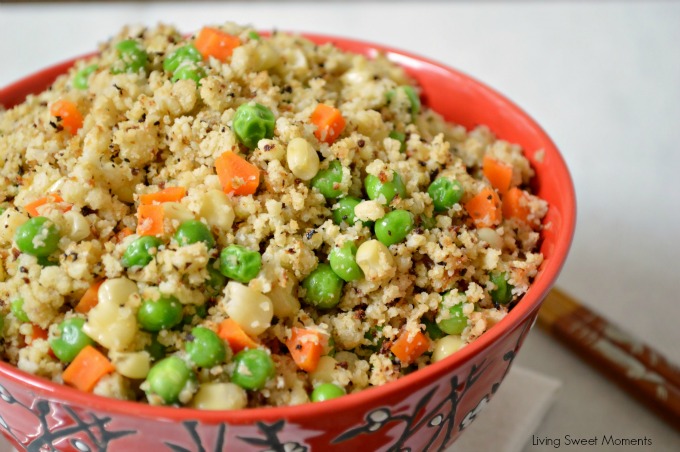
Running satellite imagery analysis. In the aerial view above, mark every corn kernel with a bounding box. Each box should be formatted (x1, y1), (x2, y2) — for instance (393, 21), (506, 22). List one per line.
(355, 240), (395, 281)
(286, 137), (319, 180)
(223, 281), (273, 335)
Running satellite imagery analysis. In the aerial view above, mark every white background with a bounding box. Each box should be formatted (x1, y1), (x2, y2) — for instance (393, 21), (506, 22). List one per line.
(1, 2), (679, 451)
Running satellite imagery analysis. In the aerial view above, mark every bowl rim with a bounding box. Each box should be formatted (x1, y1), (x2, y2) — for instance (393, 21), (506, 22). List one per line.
(0, 31), (576, 423)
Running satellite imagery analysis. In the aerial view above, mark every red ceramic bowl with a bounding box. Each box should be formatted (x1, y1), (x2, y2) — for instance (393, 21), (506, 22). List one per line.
(0, 33), (575, 452)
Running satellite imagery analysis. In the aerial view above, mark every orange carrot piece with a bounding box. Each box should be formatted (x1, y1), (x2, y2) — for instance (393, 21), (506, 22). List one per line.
(25, 193), (72, 217)
(75, 280), (104, 314)
(194, 27), (241, 61)
(115, 227), (134, 243)
(310, 104), (346, 144)
(215, 151), (260, 196)
(29, 325), (48, 343)
(49, 100), (83, 135)
(482, 155), (514, 195)
(136, 204), (165, 236)
(502, 187), (531, 223)
(217, 318), (259, 353)
(286, 328), (328, 373)
(465, 186), (502, 228)
(139, 187), (187, 205)
(62, 345), (115, 392)
(27, 325), (55, 357)
(390, 330), (430, 365)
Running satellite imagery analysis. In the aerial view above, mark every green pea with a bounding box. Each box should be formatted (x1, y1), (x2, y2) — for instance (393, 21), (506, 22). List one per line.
(172, 64), (206, 84)
(121, 236), (163, 268)
(0, 207), (5, 215)
(248, 31), (261, 40)
(138, 295), (184, 332)
(0, 313), (4, 336)
(401, 86), (421, 118)
(50, 318), (95, 363)
(163, 44), (202, 73)
(37, 255), (59, 266)
(327, 336), (336, 357)
(311, 383), (345, 402)
(14, 216), (60, 257)
(73, 64), (98, 90)
(402, 363), (419, 375)
(436, 293), (468, 335)
(112, 39), (148, 74)
(364, 171), (406, 205)
(186, 327), (226, 368)
(231, 349), (275, 390)
(329, 242), (363, 282)
(311, 160), (344, 199)
(428, 178), (464, 212)
(301, 263), (344, 309)
(419, 214), (437, 230)
(490, 272), (513, 305)
(332, 196), (361, 226)
(146, 334), (166, 361)
(174, 220), (215, 248)
(375, 209), (414, 247)
(145, 356), (192, 404)
(206, 261), (227, 297)
(388, 130), (406, 153)
(195, 304), (208, 319)
(364, 325), (384, 352)
(163, 44), (205, 84)
(180, 302), (208, 327)
(387, 86), (421, 120)
(423, 317), (446, 340)
(232, 102), (275, 149)
(11, 299), (29, 323)
(219, 245), (262, 283)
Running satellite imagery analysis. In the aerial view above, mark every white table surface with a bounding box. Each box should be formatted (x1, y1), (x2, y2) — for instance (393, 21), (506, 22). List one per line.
(1, 1), (679, 451)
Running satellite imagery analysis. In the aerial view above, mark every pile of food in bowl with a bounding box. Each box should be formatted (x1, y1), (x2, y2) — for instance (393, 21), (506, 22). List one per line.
(0, 22), (547, 409)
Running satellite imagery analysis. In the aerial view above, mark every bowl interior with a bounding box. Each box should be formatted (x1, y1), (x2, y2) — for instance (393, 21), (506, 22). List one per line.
(0, 33), (575, 422)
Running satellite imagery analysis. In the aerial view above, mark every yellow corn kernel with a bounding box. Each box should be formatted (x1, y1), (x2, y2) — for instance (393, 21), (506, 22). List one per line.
(98, 278), (138, 306)
(163, 202), (194, 223)
(478, 227), (503, 249)
(268, 272), (300, 319)
(286, 137), (319, 181)
(111, 351), (151, 379)
(199, 189), (235, 231)
(432, 335), (464, 362)
(355, 240), (395, 281)
(83, 298), (137, 351)
(253, 42), (280, 71)
(310, 355), (337, 385)
(62, 210), (91, 242)
(223, 281), (273, 336)
(83, 278), (138, 351)
(191, 382), (247, 410)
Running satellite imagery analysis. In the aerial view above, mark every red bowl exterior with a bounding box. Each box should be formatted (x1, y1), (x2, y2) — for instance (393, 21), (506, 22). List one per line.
(0, 33), (575, 452)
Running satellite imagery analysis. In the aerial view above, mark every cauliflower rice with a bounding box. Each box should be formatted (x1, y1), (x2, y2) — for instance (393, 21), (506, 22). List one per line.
(0, 22), (548, 408)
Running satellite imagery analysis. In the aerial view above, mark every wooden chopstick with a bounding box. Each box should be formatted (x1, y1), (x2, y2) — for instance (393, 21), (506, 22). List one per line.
(537, 287), (680, 431)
